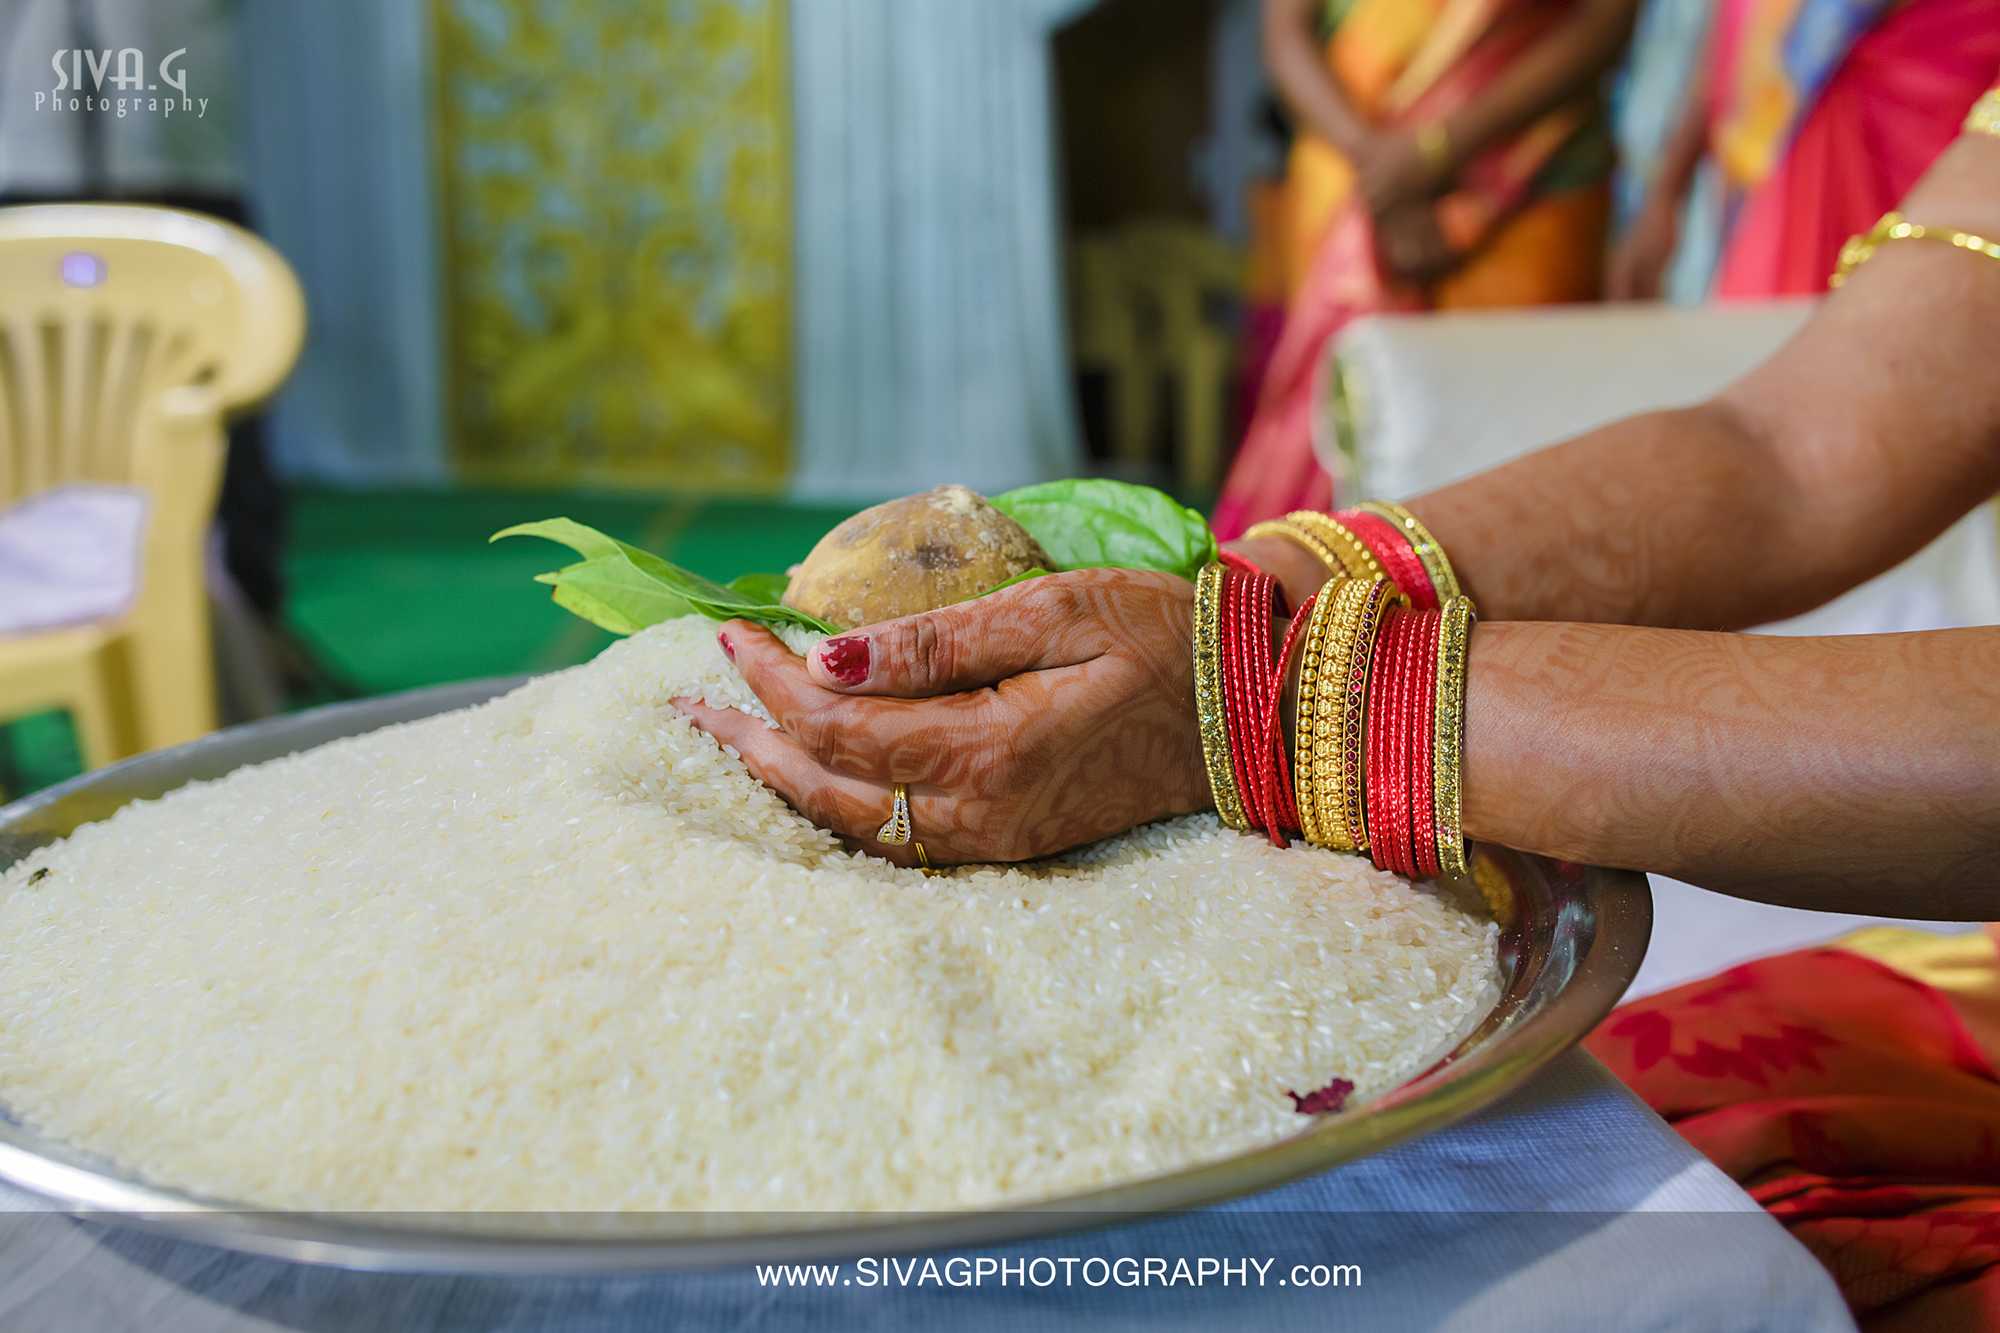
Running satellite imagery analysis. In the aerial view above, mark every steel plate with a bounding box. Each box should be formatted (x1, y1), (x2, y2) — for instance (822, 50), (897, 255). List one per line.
(0, 678), (1651, 1273)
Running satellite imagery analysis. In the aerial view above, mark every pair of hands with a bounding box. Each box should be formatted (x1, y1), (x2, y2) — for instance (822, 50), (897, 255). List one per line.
(676, 569), (1214, 867)
(1348, 129), (1462, 285)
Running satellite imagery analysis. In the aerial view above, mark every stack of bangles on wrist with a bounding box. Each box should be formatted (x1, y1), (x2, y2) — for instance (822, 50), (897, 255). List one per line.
(1198, 505), (1475, 877)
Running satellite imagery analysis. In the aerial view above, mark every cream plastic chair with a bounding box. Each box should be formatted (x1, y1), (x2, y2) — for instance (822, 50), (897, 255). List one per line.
(1070, 222), (1245, 494)
(1116, 221), (1245, 495)
(0, 204), (305, 767)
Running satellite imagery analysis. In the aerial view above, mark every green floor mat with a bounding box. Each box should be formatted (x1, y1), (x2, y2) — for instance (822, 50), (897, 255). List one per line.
(1, 486), (868, 800)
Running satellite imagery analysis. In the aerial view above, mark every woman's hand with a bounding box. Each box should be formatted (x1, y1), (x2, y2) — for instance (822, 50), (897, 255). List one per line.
(1605, 192), (1680, 300)
(674, 569), (1211, 865)
(1352, 128), (1452, 217)
(1374, 200), (1461, 285)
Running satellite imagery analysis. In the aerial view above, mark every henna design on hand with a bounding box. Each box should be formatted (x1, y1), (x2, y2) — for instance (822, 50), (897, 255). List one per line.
(677, 569), (1212, 864)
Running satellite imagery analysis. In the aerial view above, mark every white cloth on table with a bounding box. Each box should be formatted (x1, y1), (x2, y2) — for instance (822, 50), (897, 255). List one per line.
(0, 1052), (1853, 1332)
(0, 487), (148, 636)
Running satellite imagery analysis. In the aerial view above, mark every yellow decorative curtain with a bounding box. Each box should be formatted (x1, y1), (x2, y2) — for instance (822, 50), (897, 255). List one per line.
(432, 0), (791, 491)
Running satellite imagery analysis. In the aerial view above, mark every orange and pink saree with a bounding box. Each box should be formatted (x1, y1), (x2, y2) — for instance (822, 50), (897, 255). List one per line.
(1214, 0), (1611, 539)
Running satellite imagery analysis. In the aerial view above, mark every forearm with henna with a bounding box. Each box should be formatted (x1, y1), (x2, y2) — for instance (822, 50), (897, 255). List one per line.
(1398, 131), (2000, 629)
(1460, 621), (2000, 915)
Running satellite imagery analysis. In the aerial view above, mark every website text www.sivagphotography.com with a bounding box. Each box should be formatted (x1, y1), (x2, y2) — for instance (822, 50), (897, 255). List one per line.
(756, 1254), (1363, 1291)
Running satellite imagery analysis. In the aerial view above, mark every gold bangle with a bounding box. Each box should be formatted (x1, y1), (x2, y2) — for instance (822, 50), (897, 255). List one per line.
(1292, 581), (1344, 848)
(1830, 210), (2000, 288)
(1285, 511), (1384, 583)
(1193, 561), (1249, 830)
(1246, 519), (1346, 581)
(1353, 499), (1464, 603)
(1307, 578), (1381, 852)
(1306, 582), (1363, 850)
(1965, 89), (2000, 139)
(1433, 595), (1476, 877)
(1337, 578), (1402, 852)
(1415, 121), (1453, 174)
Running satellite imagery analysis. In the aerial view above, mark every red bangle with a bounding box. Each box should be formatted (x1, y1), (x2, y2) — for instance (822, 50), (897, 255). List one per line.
(1395, 607), (1424, 876)
(1374, 607), (1428, 877)
(1219, 549), (1265, 582)
(1392, 604), (1427, 876)
(1242, 571), (1282, 835)
(1408, 609), (1444, 877)
(1365, 607), (1403, 874)
(1337, 508), (1440, 611)
(1218, 569), (1260, 826)
(1260, 588), (1319, 844)
(1220, 549), (1289, 619)
(1219, 566), (1284, 837)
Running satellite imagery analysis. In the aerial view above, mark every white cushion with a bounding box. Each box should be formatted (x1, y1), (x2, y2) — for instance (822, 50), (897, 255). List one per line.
(0, 486), (148, 636)
(1322, 301), (2000, 635)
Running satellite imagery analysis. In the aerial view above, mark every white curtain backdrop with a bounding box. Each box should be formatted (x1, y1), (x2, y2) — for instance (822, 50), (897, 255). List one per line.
(239, 0), (1091, 496)
(240, 0), (448, 484)
(787, 0), (1092, 500)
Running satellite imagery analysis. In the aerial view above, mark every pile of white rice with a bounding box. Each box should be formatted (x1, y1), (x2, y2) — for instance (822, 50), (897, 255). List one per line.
(0, 617), (1499, 1212)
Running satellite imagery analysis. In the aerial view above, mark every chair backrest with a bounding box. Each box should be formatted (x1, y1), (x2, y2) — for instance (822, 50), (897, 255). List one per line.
(0, 204), (305, 507)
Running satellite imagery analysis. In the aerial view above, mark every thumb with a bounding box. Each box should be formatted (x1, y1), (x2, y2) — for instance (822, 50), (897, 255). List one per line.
(804, 578), (1096, 697)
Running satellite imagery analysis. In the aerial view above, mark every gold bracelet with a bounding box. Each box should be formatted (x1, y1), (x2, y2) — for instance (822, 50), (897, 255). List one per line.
(1193, 561), (1248, 830)
(1433, 595), (1476, 877)
(1965, 88), (2000, 139)
(1285, 511), (1384, 583)
(1306, 582), (1364, 851)
(1336, 578), (1402, 852)
(1353, 499), (1464, 603)
(1830, 211), (2000, 288)
(1292, 580), (1344, 847)
(1415, 121), (1453, 175)
(1246, 519), (1346, 581)
(1307, 578), (1381, 852)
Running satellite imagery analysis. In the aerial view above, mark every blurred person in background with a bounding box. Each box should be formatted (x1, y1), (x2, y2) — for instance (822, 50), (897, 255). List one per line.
(1213, 0), (1641, 538)
(1608, 0), (2000, 300)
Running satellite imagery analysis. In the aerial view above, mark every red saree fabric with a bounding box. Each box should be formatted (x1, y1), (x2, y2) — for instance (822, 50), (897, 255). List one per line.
(1715, 0), (2000, 298)
(1587, 928), (2000, 1331)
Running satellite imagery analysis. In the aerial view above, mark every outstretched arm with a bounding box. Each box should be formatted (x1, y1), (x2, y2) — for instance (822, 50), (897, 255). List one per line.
(1238, 129), (2000, 626)
(1464, 622), (2000, 915)
(688, 592), (2000, 916)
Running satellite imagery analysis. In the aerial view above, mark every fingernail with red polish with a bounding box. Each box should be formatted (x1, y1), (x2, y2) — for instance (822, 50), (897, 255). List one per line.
(717, 631), (735, 662)
(817, 635), (870, 685)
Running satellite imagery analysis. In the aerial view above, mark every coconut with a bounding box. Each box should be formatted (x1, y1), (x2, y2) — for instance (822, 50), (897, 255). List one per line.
(782, 485), (1052, 627)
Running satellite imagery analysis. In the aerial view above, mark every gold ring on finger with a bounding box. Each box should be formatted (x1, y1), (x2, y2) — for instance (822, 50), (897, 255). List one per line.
(876, 782), (913, 846)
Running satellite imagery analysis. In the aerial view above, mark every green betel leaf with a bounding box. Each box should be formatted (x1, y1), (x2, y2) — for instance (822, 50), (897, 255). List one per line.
(541, 554), (700, 633)
(491, 518), (628, 564)
(547, 573), (663, 637)
(727, 571), (792, 604)
(991, 479), (1217, 580)
(494, 520), (838, 636)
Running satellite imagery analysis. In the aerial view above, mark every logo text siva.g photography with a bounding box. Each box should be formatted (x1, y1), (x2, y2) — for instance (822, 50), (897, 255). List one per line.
(37, 48), (208, 119)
